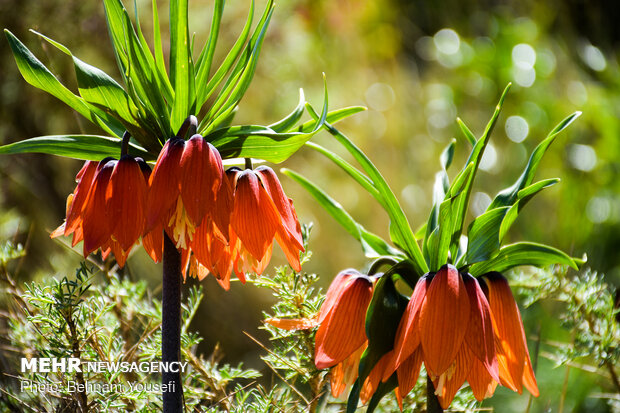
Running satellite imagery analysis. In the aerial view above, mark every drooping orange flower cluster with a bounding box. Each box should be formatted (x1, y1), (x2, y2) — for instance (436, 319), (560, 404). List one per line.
(268, 264), (538, 409)
(53, 135), (304, 288)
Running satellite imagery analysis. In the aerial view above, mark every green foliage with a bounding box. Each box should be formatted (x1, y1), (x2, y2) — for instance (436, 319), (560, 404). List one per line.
(0, 264), (259, 412)
(285, 90), (588, 410)
(515, 267), (619, 376)
(1, 0), (361, 163)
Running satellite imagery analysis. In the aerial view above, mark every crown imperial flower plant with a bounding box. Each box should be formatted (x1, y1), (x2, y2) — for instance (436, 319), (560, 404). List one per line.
(272, 85), (585, 411)
(0, 0), (364, 410)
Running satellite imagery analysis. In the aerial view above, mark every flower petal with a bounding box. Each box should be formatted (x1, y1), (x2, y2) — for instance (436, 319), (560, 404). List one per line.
(231, 170), (280, 261)
(82, 160), (115, 256)
(433, 345), (474, 409)
(109, 157), (147, 250)
(480, 272), (534, 394)
(66, 161), (97, 235)
(419, 264), (470, 377)
(146, 139), (184, 231)
(255, 166), (304, 249)
(361, 351), (393, 404)
(467, 356), (496, 401)
(179, 136), (223, 226)
(462, 273), (499, 382)
(315, 276), (373, 369)
(330, 344), (365, 398)
(395, 347), (423, 397)
(386, 275), (431, 378)
(142, 224), (163, 263)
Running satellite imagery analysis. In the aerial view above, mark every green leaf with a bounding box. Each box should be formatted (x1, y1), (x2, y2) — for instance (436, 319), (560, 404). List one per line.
(269, 89), (306, 133)
(357, 267), (416, 410)
(33, 31), (141, 127)
(201, 1), (274, 133)
(360, 273), (409, 383)
(4, 30), (125, 137)
(305, 142), (380, 201)
(447, 84), (511, 261)
(208, 77), (330, 163)
(468, 242), (580, 276)
(194, 0), (224, 108)
(367, 375), (398, 413)
(499, 178), (560, 241)
(0, 135), (151, 161)
(103, 0), (172, 138)
(488, 111), (581, 210)
(170, 0), (195, 131)
(195, 0), (255, 112)
(305, 106), (427, 275)
(151, 0), (169, 88)
(296, 106), (366, 133)
(282, 169), (404, 259)
(440, 139), (456, 170)
(457, 117), (477, 147)
(465, 206), (510, 265)
(462, 178), (559, 267)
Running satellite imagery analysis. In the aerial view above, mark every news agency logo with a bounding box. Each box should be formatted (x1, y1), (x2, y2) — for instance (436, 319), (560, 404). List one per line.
(21, 358), (188, 373)
(21, 358), (81, 373)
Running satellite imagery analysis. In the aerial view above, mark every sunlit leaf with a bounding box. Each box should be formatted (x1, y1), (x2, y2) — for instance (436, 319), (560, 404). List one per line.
(282, 169), (404, 259)
(194, 0), (225, 108)
(4, 30), (125, 138)
(269, 89), (306, 133)
(304, 106), (427, 275)
(170, 0), (195, 131)
(468, 242), (580, 276)
(195, 0), (255, 112)
(0, 135), (151, 161)
(488, 111), (581, 210)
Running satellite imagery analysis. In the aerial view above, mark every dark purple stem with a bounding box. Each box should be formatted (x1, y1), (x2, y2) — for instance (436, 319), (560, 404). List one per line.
(162, 233), (183, 412)
(427, 376), (443, 413)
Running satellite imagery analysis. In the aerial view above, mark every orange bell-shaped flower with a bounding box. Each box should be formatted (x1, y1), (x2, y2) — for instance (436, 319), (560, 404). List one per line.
(387, 264), (500, 409)
(266, 269), (376, 400)
(147, 135), (225, 250)
(53, 156), (150, 268)
(225, 166), (304, 279)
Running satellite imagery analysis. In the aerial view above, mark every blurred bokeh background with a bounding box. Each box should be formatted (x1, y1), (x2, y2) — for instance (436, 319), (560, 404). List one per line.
(1, 0), (619, 411)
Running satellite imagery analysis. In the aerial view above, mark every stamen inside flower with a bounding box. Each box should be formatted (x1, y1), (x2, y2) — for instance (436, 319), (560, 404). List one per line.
(168, 197), (196, 249)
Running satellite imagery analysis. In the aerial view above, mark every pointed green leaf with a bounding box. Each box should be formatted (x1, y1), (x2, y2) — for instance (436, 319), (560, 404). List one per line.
(296, 106), (366, 133)
(4, 30), (125, 137)
(469, 242), (580, 276)
(440, 139), (456, 170)
(0, 135), (151, 161)
(465, 206), (510, 265)
(196, 0), (255, 112)
(103, 0), (172, 137)
(202, 1), (273, 132)
(457, 117), (476, 147)
(170, 0), (195, 131)
(305, 142), (380, 201)
(282, 169), (404, 259)
(304, 106), (427, 275)
(269, 89), (306, 133)
(194, 0), (224, 106)
(151, 0), (169, 86)
(498, 178), (560, 241)
(488, 111), (581, 210)
(447, 84), (511, 261)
